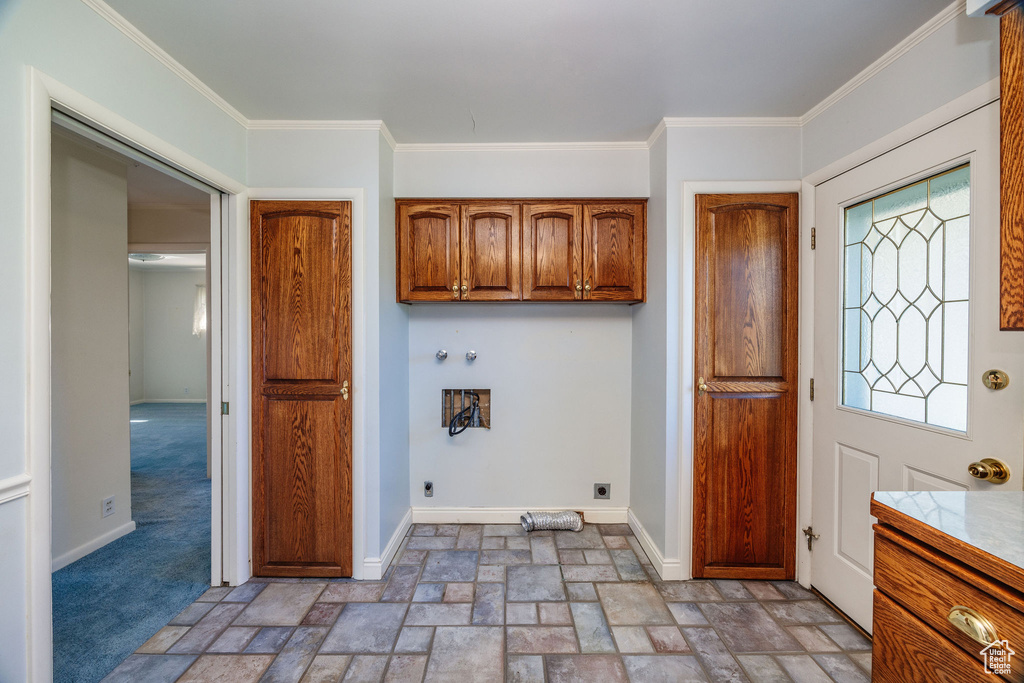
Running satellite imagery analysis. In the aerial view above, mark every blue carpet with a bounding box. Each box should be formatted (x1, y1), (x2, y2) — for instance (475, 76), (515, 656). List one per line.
(52, 403), (211, 683)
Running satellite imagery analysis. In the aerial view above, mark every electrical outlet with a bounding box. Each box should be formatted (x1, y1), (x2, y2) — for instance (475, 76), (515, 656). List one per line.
(424, 481), (433, 497)
(594, 483), (611, 500)
(184, 387), (190, 394)
(102, 496), (115, 518)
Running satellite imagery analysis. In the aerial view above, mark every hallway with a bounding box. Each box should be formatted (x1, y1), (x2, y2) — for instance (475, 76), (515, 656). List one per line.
(104, 523), (870, 682)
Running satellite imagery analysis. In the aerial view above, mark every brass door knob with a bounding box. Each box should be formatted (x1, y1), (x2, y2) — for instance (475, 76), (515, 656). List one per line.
(967, 458), (1010, 484)
(982, 369), (1009, 390)
(697, 377), (709, 396)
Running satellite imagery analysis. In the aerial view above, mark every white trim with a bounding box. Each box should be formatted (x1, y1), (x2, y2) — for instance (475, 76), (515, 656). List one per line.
(394, 141), (649, 153)
(646, 120), (667, 148)
(627, 508), (681, 581)
(27, 68), (242, 681)
(379, 123), (398, 151)
(50, 521), (136, 572)
(679, 180), (804, 586)
(79, 0), (248, 128)
(797, 179), (816, 587)
(663, 117), (801, 129)
(136, 398), (208, 404)
(801, 1), (966, 126)
(0, 474), (31, 506)
(247, 187), (368, 580)
(363, 508), (412, 580)
(804, 78), (999, 185)
(411, 507), (629, 525)
(248, 119), (382, 131)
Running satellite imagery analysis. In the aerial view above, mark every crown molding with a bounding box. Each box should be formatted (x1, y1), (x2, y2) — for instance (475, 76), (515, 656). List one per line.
(646, 120), (667, 148)
(800, 0), (966, 126)
(662, 117), (802, 128)
(80, 0), (249, 128)
(247, 119), (384, 131)
(379, 122), (398, 151)
(393, 141), (649, 153)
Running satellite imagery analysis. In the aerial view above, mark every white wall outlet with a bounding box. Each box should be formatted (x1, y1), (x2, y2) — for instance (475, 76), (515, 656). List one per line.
(184, 387), (190, 394)
(102, 496), (115, 518)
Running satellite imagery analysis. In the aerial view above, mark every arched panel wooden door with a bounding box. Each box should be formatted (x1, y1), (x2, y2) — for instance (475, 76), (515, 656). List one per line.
(692, 193), (799, 579)
(251, 200), (352, 577)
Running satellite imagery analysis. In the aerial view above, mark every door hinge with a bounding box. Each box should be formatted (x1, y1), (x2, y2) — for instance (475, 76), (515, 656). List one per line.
(802, 526), (820, 551)
(809, 378), (815, 401)
(221, 401), (230, 415)
(810, 227), (816, 250)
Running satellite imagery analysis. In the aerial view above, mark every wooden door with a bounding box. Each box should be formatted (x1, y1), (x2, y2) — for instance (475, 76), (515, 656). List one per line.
(692, 193), (798, 579)
(582, 201), (646, 301)
(522, 203), (583, 301)
(251, 200), (352, 577)
(461, 203), (521, 301)
(398, 202), (460, 301)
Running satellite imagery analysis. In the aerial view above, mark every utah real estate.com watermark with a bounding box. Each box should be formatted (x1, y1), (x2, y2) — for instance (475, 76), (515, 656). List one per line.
(980, 640), (1015, 676)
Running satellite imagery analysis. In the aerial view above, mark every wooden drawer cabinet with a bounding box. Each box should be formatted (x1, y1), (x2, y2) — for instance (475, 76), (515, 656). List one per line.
(872, 495), (1024, 682)
(398, 198), (646, 303)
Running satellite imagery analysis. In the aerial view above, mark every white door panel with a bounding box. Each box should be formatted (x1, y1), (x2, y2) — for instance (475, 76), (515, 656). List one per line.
(811, 103), (1024, 631)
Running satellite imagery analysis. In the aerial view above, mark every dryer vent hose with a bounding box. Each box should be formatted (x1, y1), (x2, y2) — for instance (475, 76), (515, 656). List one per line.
(520, 510), (584, 533)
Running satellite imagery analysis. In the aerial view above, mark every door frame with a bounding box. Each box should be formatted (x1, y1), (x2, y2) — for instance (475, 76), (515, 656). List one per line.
(26, 68), (246, 681)
(247, 188), (369, 581)
(679, 180), (803, 581)
(799, 79), (1001, 591)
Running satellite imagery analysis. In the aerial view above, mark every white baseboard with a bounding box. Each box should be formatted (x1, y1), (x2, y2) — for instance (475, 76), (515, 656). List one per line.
(51, 520), (136, 572)
(627, 509), (683, 581)
(362, 507), (413, 580)
(411, 506), (629, 525)
(140, 398), (207, 404)
(130, 399), (146, 406)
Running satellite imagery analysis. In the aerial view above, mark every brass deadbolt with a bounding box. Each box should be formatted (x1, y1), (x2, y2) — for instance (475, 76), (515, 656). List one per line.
(982, 369), (1009, 391)
(967, 458), (1011, 484)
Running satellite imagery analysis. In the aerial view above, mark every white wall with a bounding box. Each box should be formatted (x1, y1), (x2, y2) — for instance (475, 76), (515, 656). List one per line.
(0, 0), (246, 675)
(50, 133), (135, 569)
(396, 146), (647, 514)
(129, 268), (145, 403)
(137, 268), (208, 401)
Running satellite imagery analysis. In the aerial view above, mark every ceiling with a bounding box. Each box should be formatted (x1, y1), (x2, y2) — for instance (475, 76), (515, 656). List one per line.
(103, 0), (952, 143)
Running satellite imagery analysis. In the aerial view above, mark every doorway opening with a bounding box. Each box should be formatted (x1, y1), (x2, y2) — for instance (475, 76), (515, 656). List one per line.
(49, 121), (222, 682)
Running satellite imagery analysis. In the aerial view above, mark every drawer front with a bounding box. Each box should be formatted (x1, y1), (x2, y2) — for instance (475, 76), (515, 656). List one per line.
(874, 531), (1024, 680)
(873, 591), (993, 682)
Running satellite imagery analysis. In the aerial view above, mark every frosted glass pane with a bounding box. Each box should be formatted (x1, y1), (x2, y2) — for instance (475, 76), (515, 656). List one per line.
(927, 384), (968, 432)
(944, 216), (970, 301)
(841, 164), (970, 432)
(845, 202), (872, 245)
(873, 181), (927, 221)
(929, 165), (970, 220)
(943, 301), (969, 385)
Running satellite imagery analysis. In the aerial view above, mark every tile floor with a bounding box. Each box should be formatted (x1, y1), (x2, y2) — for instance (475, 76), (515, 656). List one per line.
(103, 523), (871, 682)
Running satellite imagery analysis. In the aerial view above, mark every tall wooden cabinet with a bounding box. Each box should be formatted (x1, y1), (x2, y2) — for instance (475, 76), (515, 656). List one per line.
(398, 198), (646, 303)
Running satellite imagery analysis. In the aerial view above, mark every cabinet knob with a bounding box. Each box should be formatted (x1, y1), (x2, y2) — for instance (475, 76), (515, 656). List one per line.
(575, 280), (583, 292)
(584, 279), (592, 296)
(461, 283), (468, 299)
(452, 282), (459, 299)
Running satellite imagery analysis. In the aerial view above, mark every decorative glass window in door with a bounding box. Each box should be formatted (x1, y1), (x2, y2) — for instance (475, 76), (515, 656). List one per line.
(842, 164), (969, 431)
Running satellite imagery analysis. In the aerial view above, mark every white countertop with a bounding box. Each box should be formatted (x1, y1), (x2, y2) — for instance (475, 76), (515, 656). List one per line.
(873, 491), (1024, 573)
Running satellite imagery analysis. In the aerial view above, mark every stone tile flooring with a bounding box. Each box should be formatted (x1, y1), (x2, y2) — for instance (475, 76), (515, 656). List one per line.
(102, 523), (871, 682)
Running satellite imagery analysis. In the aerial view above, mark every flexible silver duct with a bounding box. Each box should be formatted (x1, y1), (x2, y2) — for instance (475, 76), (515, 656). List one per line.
(520, 510), (584, 533)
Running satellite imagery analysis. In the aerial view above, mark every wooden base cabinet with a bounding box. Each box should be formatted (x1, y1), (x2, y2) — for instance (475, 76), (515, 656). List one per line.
(398, 198), (646, 303)
(871, 495), (1024, 682)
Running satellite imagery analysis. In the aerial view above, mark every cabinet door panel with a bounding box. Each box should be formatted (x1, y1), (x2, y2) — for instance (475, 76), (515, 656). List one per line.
(462, 203), (521, 300)
(583, 202), (645, 301)
(398, 203), (460, 301)
(523, 203), (582, 301)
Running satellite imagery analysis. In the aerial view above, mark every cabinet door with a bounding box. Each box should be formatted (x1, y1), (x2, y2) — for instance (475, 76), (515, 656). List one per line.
(522, 203), (582, 301)
(461, 203), (521, 300)
(582, 202), (646, 301)
(251, 200), (352, 577)
(398, 203), (460, 302)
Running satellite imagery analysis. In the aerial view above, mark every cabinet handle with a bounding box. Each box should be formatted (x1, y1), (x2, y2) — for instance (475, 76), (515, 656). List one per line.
(461, 283), (468, 300)
(947, 606), (998, 646)
(575, 280), (583, 293)
(584, 279), (592, 298)
(452, 282), (459, 300)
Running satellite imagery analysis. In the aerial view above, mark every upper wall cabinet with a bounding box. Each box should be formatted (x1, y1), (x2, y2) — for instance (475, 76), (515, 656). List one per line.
(398, 198), (646, 304)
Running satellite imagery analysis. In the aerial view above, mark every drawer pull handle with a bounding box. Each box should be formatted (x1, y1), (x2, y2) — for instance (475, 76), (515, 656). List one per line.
(947, 606), (998, 646)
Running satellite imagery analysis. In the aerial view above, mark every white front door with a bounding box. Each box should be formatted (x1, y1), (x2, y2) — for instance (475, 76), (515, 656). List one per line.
(810, 103), (1024, 632)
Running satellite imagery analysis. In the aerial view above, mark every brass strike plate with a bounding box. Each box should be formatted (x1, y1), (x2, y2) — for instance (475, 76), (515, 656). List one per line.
(982, 369), (1009, 391)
